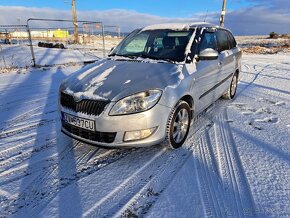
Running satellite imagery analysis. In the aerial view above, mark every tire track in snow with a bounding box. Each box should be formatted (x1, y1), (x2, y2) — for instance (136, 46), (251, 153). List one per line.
(0, 137), (72, 185)
(0, 81), (52, 92)
(0, 130), (56, 147)
(84, 117), (211, 217)
(0, 85), (57, 102)
(1, 141), (82, 215)
(2, 143), (134, 216)
(193, 132), (227, 218)
(213, 109), (256, 217)
(0, 106), (46, 131)
(83, 148), (170, 217)
(111, 106), (230, 217)
(0, 94), (57, 130)
(0, 92), (57, 113)
(0, 108), (58, 134)
(0, 117), (58, 139)
(27, 147), (134, 217)
(0, 138), (58, 174)
(114, 151), (196, 216)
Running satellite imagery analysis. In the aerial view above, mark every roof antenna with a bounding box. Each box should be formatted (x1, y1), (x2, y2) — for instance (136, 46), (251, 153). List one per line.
(203, 10), (208, 22)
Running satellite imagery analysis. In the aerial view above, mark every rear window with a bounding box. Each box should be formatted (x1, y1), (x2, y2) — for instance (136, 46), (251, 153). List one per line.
(227, 31), (237, 49)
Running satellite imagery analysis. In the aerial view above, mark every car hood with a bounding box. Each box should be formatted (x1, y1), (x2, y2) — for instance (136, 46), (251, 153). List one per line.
(63, 59), (181, 101)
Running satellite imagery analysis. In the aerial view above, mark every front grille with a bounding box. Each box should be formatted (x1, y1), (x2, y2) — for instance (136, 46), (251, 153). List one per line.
(62, 122), (116, 143)
(60, 92), (110, 116)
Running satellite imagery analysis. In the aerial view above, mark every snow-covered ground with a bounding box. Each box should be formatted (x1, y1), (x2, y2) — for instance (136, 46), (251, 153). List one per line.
(0, 38), (121, 68)
(236, 35), (290, 54)
(0, 53), (289, 217)
(236, 35), (290, 47)
(0, 44), (102, 68)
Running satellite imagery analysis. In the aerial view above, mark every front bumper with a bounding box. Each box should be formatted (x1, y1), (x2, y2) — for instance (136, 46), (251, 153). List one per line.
(60, 103), (171, 148)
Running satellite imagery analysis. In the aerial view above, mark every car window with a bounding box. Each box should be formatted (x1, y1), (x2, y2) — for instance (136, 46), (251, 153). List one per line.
(216, 30), (230, 52)
(111, 29), (194, 62)
(227, 31), (237, 49)
(124, 32), (149, 53)
(199, 32), (218, 52)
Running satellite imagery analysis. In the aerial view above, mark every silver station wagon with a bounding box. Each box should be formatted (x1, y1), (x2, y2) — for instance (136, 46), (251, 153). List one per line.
(59, 22), (242, 149)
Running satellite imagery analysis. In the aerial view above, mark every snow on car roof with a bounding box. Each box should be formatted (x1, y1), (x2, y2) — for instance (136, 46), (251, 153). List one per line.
(141, 22), (214, 31)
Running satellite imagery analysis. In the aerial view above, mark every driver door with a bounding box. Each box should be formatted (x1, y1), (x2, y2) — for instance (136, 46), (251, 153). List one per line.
(185, 31), (221, 114)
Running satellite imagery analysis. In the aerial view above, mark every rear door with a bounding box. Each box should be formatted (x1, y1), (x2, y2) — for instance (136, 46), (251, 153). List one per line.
(214, 29), (236, 99)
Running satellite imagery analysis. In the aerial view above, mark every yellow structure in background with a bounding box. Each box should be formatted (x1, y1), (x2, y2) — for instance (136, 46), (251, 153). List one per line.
(51, 29), (69, 38)
(10, 29), (69, 39)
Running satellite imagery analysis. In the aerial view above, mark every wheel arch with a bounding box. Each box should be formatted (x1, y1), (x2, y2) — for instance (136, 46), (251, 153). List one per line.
(179, 95), (194, 119)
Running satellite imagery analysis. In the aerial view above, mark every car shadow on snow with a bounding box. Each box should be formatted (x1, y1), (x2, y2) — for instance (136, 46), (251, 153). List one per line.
(1, 65), (83, 216)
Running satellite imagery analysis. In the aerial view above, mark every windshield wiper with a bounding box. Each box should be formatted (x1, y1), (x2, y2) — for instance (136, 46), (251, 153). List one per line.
(110, 53), (176, 64)
(139, 53), (175, 64)
(108, 54), (137, 59)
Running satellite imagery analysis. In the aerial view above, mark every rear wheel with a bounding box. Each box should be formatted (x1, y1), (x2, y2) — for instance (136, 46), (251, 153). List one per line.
(223, 72), (238, 100)
(164, 101), (191, 149)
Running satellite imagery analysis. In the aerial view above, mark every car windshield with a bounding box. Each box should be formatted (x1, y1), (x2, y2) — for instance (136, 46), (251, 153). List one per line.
(109, 29), (194, 62)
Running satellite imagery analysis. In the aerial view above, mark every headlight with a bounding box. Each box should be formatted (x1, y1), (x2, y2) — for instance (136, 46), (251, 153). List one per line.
(109, 90), (162, 116)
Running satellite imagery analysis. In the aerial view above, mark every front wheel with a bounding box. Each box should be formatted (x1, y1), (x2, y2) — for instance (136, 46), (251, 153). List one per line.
(223, 72), (238, 100)
(164, 101), (191, 149)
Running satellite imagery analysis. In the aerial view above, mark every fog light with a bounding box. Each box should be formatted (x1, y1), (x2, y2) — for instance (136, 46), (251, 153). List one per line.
(124, 127), (157, 142)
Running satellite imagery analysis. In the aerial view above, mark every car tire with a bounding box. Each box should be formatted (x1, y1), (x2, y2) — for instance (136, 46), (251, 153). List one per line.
(223, 72), (238, 100)
(164, 101), (191, 149)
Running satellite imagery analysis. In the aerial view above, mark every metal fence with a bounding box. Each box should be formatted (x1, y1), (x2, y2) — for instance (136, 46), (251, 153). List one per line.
(0, 19), (123, 68)
(0, 24), (29, 44)
(0, 24), (32, 68)
(27, 18), (106, 67)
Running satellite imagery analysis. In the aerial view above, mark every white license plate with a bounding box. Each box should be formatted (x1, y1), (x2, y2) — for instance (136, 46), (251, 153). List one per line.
(62, 112), (95, 131)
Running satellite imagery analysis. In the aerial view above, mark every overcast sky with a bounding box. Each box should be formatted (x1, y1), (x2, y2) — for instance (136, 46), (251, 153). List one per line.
(0, 0), (289, 35)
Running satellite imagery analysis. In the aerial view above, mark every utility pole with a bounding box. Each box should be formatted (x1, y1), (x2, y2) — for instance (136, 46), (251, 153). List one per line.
(72, 0), (79, 43)
(220, 0), (227, 27)
(117, 26), (121, 38)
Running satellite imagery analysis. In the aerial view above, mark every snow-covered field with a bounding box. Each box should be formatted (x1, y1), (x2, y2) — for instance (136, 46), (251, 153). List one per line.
(0, 44), (102, 68)
(0, 38), (120, 68)
(236, 35), (289, 47)
(236, 35), (290, 54)
(0, 51), (289, 217)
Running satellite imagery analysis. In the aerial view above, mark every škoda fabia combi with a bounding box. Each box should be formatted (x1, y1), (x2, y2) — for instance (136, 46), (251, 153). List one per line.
(59, 23), (241, 149)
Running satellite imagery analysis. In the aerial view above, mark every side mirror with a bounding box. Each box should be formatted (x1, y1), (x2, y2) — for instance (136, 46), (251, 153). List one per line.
(198, 48), (219, 60)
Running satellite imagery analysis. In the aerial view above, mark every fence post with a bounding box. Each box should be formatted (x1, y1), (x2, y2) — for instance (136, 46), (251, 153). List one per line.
(0, 44), (7, 68)
(26, 19), (36, 67)
(102, 24), (106, 58)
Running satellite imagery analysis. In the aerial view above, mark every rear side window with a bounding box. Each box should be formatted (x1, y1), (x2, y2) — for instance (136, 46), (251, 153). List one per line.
(216, 30), (230, 52)
(227, 31), (237, 49)
(199, 32), (218, 52)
